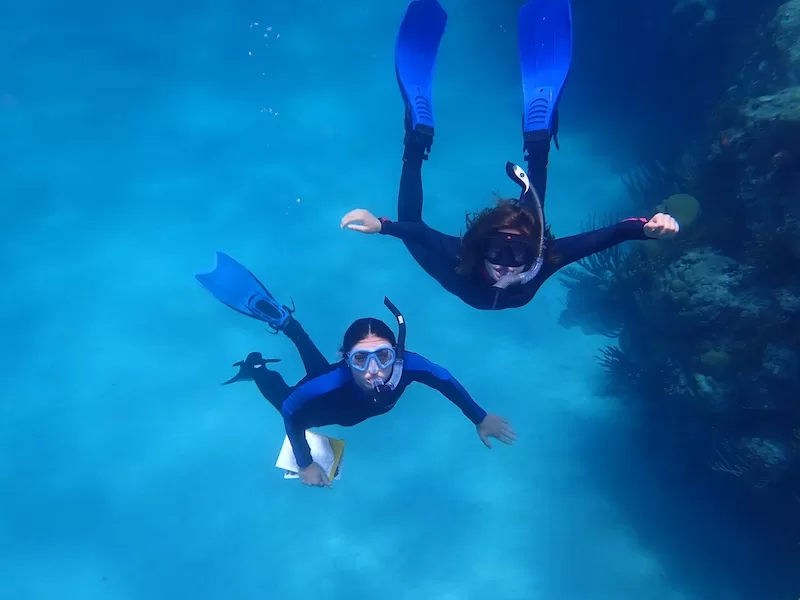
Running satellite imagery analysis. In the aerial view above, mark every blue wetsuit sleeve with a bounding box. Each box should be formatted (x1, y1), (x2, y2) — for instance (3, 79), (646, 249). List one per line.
(280, 387), (315, 469)
(549, 217), (650, 269)
(403, 353), (488, 425)
(378, 218), (460, 254)
(280, 367), (349, 469)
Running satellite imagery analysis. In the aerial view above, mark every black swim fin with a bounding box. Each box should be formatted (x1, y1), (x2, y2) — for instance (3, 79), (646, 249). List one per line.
(222, 352), (281, 386)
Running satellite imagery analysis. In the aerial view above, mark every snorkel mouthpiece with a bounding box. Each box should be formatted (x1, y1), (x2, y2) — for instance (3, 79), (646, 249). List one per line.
(493, 162), (546, 289)
(372, 296), (406, 396)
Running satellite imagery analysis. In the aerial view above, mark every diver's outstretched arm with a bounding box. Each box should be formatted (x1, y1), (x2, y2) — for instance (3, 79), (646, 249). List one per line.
(547, 218), (650, 270)
(340, 207), (463, 298)
(340, 208), (460, 261)
(402, 352), (487, 425)
(403, 351), (517, 447)
(378, 217), (459, 252)
(547, 213), (680, 271)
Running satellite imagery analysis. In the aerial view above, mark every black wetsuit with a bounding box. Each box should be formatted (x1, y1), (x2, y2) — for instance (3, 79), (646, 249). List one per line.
(250, 318), (487, 469)
(376, 135), (650, 310)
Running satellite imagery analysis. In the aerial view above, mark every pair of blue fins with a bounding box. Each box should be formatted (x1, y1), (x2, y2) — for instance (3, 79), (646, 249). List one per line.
(196, 0), (573, 369)
(397, 0), (572, 144)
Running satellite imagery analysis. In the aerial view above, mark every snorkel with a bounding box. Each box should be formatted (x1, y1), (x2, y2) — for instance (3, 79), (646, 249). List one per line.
(492, 162), (546, 290)
(371, 296), (406, 396)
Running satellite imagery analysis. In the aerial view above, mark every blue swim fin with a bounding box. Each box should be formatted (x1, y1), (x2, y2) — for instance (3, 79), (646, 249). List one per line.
(518, 0), (573, 143)
(395, 0), (447, 137)
(195, 252), (293, 333)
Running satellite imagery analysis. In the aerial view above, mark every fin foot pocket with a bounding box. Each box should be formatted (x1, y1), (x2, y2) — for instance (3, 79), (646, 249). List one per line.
(403, 109), (433, 160)
(523, 87), (557, 139)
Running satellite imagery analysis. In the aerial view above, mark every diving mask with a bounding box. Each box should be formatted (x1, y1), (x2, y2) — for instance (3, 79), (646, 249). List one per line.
(490, 162), (546, 289)
(347, 345), (397, 372)
(484, 232), (536, 268)
(352, 297), (406, 395)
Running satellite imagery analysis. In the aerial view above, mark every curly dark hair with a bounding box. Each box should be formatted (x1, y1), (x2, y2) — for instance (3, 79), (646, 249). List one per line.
(456, 197), (555, 276)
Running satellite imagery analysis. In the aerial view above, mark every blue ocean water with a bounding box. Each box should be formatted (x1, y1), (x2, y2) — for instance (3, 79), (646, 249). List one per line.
(1, 0), (795, 598)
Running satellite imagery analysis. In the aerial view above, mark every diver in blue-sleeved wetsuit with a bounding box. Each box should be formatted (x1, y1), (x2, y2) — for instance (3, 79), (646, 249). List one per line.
(340, 0), (681, 311)
(280, 343), (488, 474)
(194, 252), (516, 488)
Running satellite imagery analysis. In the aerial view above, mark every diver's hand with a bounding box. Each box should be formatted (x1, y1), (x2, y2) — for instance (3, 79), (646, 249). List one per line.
(340, 209), (382, 234)
(477, 414), (517, 449)
(644, 213), (680, 239)
(299, 462), (332, 488)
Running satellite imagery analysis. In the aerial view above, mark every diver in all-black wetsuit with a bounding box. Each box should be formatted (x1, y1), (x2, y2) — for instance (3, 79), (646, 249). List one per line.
(196, 253), (517, 488)
(340, 132), (680, 312)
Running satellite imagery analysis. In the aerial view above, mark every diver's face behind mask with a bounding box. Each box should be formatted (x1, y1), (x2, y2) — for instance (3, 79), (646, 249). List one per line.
(346, 334), (396, 393)
(483, 228), (534, 282)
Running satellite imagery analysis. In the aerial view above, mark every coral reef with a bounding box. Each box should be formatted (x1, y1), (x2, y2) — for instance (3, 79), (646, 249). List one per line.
(558, 216), (651, 337)
(709, 436), (793, 489)
(572, 234), (800, 528)
(561, 0), (800, 541)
